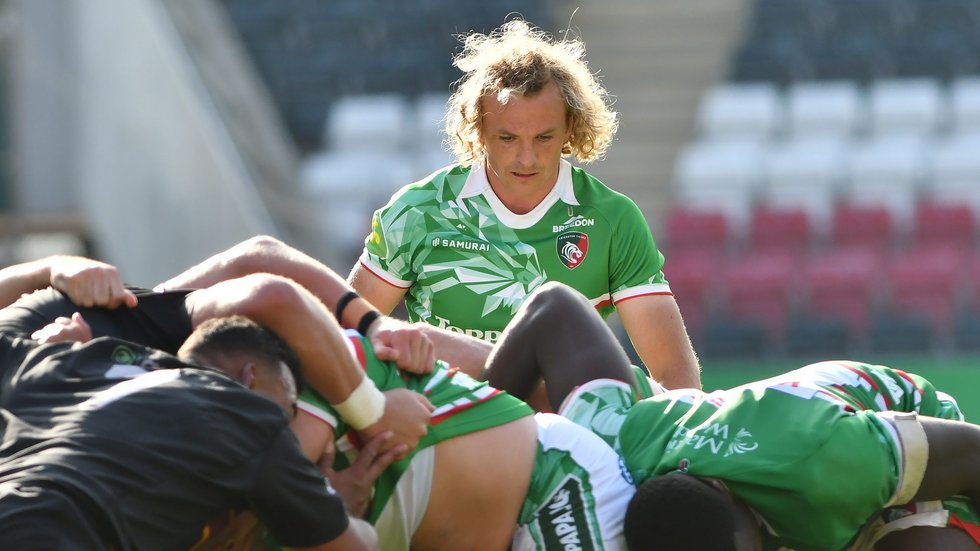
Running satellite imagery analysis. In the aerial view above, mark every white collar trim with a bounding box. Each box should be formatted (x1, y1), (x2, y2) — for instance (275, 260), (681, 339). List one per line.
(458, 159), (577, 229)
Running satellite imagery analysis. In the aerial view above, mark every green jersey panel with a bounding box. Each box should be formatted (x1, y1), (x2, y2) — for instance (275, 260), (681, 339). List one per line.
(360, 162), (668, 342)
(299, 330), (532, 522)
(616, 361), (964, 551)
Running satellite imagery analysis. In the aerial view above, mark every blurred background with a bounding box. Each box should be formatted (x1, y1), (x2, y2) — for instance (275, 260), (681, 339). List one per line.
(2, 0), (978, 414)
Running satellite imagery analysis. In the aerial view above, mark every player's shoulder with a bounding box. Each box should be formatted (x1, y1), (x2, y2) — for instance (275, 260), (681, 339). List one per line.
(385, 163), (471, 208)
(569, 165), (642, 212)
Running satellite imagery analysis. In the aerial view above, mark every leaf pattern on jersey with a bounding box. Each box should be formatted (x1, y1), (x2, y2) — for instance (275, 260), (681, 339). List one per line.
(412, 191), (547, 318)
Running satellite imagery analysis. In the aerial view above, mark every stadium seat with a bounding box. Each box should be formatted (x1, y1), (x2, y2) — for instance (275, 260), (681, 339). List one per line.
(762, 136), (848, 230)
(884, 244), (969, 337)
(719, 250), (802, 346)
(830, 203), (896, 252)
(299, 150), (416, 253)
(784, 81), (865, 139)
(800, 247), (881, 344)
(842, 135), (930, 228)
(663, 250), (724, 338)
(673, 140), (765, 232)
(413, 92), (451, 150)
(949, 77), (980, 134)
(662, 206), (731, 256)
(747, 205), (813, 255)
(926, 132), (980, 217)
(866, 78), (946, 138)
(912, 201), (976, 250)
(695, 83), (783, 142)
(324, 93), (413, 152)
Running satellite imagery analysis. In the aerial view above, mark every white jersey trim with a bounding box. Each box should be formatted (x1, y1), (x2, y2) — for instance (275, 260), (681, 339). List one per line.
(358, 252), (413, 288)
(611, 283), (672, 303)
(297, 401), (340, 430)
(458, 160), (578, 229)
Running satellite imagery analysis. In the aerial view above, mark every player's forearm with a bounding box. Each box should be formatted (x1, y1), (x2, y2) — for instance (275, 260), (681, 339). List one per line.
(0, 257), (59, 309)
(188, 274), (369, 404)
(415, 323), (493, 378)
(619, 295), (702, 390)
(634, 336), (701, 390)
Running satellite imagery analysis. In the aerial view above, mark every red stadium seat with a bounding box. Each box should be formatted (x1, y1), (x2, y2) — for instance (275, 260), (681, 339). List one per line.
(720, 250), (802, 344)
(885, 244), (970, 335)
(830, 203), (896, 252)
(662, 206), (731, 256)
(912, 200), (976, 250)
(801, 247), (882, 341)
(664, 251), (724, 336)
(748, 205), (812, 254)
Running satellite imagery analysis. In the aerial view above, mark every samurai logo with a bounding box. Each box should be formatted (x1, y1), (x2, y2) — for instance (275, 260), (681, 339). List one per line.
(557, 231), (589, 269)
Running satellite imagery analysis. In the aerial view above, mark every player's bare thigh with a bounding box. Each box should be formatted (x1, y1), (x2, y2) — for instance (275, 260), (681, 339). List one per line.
(411, 415), (538, 551)
(876, 525), (979, 550)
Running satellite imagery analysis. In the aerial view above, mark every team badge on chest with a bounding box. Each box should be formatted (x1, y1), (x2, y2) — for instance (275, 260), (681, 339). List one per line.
(557, 231), (589, 269)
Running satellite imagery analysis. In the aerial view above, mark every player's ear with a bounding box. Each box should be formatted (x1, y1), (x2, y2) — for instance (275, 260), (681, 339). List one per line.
(238, 362), (257, 389)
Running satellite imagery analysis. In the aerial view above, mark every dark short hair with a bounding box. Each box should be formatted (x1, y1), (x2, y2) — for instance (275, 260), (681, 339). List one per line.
(624, 473), (736, 551)
(182, 315), (305, 394)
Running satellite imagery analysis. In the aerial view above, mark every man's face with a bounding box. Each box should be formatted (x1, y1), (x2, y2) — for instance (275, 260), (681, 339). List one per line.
(479, 81), (572, 204)
(253, 361), (298, 419)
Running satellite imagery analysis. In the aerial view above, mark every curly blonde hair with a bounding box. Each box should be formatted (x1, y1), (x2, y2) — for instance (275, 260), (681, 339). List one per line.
(445, 19), (619, 165)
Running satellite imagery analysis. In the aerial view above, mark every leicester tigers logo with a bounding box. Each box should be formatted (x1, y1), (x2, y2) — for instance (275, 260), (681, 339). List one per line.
(557, 231), (589, 269)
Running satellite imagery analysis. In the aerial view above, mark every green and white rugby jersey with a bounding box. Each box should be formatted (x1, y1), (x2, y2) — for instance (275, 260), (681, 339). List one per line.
(298, 330), (532, 523)
(615, 361), (961, 551)
(359, 161), (668, 342)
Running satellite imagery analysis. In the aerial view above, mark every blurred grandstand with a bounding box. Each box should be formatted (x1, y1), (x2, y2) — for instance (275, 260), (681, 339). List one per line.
(3, 0), (980, 372)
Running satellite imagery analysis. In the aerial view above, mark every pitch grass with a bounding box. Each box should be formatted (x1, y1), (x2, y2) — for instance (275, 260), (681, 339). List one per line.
(701, 353), (980, 420)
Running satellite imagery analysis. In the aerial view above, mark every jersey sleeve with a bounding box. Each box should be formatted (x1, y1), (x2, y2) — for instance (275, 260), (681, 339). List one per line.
(0, 332), (39, 385)
(358, 197), (417, 288)
(248, 427), (350, 547)
(0, 287), (193, 354)
(608, 197), (669, 302)
(0, 288), (74, 336)
(297, 386), (343, 433)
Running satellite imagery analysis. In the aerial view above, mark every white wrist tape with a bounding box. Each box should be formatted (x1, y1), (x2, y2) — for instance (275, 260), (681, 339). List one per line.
(333, 375), (386, 430)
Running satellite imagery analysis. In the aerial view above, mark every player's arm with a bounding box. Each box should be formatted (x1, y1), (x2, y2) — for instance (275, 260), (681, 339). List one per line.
(0, 255), (136, 310)
(617, 294), (701, 390)
(350, 264), (493, 377)
(484, 283), (636, 409)
(159, 235), (434, 374)
(184, 273), (432, 453)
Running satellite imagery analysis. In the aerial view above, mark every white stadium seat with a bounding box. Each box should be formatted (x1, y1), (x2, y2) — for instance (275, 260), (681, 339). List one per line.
(696, 83), (783, 142)
(324, 93), (413, 152)
(784, 80), (865, 139)
(867, 78), (946, 138)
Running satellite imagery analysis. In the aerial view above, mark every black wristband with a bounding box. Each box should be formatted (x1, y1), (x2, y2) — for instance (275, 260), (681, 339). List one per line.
(334, 291), (359, 325)
(357, 310), (382, 336)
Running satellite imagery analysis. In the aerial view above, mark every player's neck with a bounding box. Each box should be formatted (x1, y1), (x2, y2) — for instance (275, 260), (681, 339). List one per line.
(485, 169), (558, 215)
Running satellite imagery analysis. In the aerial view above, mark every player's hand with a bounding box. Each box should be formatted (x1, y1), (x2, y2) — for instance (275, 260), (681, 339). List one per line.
(31, 312), (93, 344)
(50, 257), (137, 309)
(367, 317), (435, 375)
(320, 431), (405, 518)
(358, 388), (433, 459)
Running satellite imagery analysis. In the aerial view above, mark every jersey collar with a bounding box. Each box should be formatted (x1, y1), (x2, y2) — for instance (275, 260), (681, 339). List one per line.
(458, 159), (578, 229)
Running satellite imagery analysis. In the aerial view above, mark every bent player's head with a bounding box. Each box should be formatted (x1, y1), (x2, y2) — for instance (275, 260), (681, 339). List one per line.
(446, 18), (618, 165)
(178, 315), (302, 416)
(624, 472), (761, 551)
